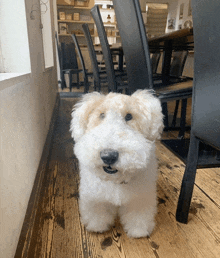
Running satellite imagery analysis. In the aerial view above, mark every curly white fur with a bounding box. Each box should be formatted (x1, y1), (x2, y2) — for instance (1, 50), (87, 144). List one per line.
(70, 90), (163, 238)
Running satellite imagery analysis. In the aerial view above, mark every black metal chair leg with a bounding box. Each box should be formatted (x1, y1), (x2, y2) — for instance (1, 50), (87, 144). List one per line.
(216, 151), (220, 161)
(176, 134), (200, 223)
(178, 99), (187, 139)
(77, 73), (80, 89)
(69, 72), (73, 92)
(171, 100), (180, 127)
(61, 71), (66, 89)
(84, 76), (89, 93)
(94, 81), (97, 91)
(162, 102), (169, 128)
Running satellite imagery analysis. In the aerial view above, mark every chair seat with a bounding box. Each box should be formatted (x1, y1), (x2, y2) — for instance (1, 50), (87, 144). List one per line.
(156, 81), (193, 102)
(63, 69), (83, 74)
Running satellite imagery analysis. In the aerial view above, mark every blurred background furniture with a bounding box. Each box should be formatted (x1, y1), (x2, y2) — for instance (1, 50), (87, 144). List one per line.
(82, 23), (126, 92)
(153, 50), (190, 85)
(90, 5), (127, 93)
(113, 0), (193, 140)
(148, 27), (194, 85)
(71, 34), (90, 93)
(151, 52), (161, 75)
(82, 23), (107, 92)
(55, 32), (89, 92)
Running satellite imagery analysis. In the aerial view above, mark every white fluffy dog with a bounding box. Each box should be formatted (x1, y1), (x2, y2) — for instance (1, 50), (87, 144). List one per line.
(70, 90), (163, 238)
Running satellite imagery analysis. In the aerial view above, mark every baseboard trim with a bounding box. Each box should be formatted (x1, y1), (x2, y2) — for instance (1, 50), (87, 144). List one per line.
(14, 93), (60, 258)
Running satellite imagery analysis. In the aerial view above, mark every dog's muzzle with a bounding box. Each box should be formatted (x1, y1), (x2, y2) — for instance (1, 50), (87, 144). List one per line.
(100, 149), (119, 174)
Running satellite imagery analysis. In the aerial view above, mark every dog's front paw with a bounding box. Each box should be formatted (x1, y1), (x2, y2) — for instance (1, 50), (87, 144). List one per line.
(125, 221), (155, 238)
(79, 200), (117, 233)
(83, 218), (112, 233)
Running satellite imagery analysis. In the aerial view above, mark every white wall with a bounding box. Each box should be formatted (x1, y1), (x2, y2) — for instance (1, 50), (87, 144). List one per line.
(166, 0), (179, 32)
(165, 0), (192, 32)
(0, 0), (58, 257)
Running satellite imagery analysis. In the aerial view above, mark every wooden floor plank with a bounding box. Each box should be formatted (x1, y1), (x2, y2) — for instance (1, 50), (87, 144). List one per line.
(195, 167), (220, 207)
(156, 143), (220, 258)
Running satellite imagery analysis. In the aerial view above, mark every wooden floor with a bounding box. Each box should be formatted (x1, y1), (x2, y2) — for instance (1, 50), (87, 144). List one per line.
(17, 96), (220, 258)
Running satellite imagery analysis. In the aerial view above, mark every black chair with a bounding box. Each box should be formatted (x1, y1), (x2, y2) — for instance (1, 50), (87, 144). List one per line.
(71, 34), (90, 93)
(93, 2), (154, 94)
(90, 5), (128, 93)
(153, 50), (190, 83)
(82, 23), (127, 92)
(152, 50), (192, 133)
(55, 32), (89, 92)
(175, 0), (220, 223)
(156, 50), (193, 132)
(82, 23), (110, 92)
(113, 0), (192, 138)
(57, 40), (82, 91)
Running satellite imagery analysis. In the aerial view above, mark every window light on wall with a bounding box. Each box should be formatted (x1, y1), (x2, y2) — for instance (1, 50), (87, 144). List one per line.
(0, 0), (31, 75)
(40, 0), (54, 69)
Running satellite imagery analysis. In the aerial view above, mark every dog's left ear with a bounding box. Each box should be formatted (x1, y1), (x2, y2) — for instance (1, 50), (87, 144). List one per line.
(70, 92), (104, 142)
(132, 90), (164, 141)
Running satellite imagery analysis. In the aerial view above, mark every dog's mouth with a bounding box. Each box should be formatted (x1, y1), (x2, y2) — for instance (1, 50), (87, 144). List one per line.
(103, 166), (118, 174)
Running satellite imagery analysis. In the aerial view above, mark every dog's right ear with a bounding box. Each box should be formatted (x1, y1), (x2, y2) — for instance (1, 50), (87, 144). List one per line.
(70, 92), (104, 141)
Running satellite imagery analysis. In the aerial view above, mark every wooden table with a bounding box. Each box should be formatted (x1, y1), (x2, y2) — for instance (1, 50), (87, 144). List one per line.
(148, 28), (194, 83)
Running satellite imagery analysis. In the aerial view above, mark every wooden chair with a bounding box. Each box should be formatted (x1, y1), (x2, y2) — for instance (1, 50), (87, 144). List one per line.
(176, 0), (220, 223)
(90, 5), (128, 93)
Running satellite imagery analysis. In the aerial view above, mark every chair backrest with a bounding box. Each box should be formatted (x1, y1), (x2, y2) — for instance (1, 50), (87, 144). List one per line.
(90, 5), (117, 92)
(82, 23), (101, 91)
(191, 0), (220, 149)
(113, 0), (153, 93)
(71, 34), (89, 92)
(60, 42), (78, 70)
(151, 52), (161, 74)
(170, 50), (188, 77)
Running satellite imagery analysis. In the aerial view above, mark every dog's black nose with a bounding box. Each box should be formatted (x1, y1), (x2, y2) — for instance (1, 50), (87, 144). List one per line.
(100, 149), (119, 165)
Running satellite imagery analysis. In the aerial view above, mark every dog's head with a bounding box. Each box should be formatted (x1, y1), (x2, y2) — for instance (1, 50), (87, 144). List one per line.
(70, 90), (164, 183)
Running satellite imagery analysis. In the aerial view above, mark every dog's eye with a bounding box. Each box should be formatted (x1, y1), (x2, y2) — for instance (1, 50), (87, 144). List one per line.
(100, 113), (105, 119)
(125, 113), (132, 122)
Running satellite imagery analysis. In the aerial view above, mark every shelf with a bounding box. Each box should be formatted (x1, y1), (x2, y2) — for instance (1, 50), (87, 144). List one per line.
(57, 5), (91, 10)
(59, 34), (95, 37)
(58, 20), (94, 24)
(103, 22), (117, 26)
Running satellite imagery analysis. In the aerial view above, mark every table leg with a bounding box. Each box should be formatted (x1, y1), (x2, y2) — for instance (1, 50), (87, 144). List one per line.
(162, 40), (172, 84)
(118, 51), (124, 71)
